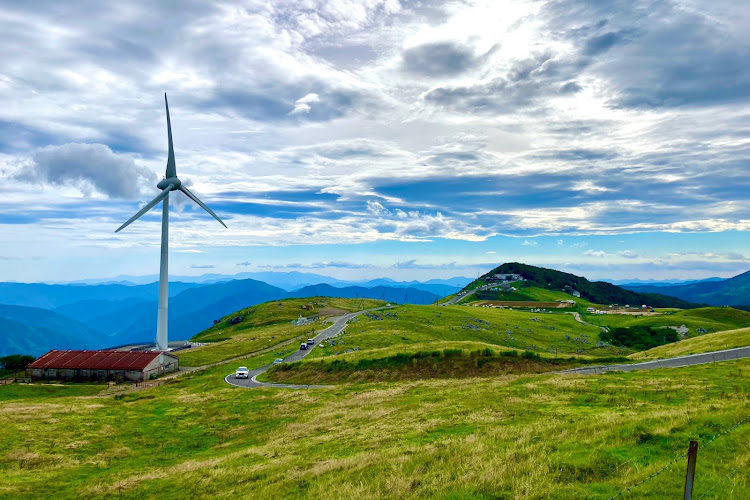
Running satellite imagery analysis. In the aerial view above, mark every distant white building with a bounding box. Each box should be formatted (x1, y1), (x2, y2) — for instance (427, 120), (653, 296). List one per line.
(489, 273), (523, 282)
(292, 314), (319, 326)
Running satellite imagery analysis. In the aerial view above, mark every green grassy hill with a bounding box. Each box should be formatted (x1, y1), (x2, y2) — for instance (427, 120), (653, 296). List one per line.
(304, 304), (613, 359)
(630, 326), (750, 360)
(582, 307), (750, 335)
(473, 263), (701, 309)
(178, 297), (383, 366)
(464, 285), (600, 310)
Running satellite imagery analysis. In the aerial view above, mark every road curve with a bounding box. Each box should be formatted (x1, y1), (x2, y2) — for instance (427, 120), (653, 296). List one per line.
(225, 308), (383, 389)
(559, 345), (750, 375)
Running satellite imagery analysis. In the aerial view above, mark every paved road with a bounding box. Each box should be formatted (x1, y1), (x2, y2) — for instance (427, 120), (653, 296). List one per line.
(225, 308), (383, 389)
(559, 345), (750, 375)
(443, 283), (501, 305)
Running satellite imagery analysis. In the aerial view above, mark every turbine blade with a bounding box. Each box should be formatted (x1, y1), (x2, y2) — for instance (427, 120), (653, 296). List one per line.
(179, 185), (227, 228)
(165, 93), (176, 178)
(115, 185), (174, 232)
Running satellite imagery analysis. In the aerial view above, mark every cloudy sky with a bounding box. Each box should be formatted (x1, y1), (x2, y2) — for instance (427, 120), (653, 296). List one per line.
(1, 0), (749, 283)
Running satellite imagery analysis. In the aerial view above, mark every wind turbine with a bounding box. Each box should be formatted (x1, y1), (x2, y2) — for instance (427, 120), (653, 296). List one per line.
(116, 94), (226, 351)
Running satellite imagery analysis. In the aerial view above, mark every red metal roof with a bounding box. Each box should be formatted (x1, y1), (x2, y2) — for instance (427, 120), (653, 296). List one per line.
(28, 350), (175, 371)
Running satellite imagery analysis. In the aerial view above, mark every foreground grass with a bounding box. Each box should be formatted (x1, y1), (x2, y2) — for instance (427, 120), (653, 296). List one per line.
(631, 326), (750, 360)
(1, 359), (749, 499)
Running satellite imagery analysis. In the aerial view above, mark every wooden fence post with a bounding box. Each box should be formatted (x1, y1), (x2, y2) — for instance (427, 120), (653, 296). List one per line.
(683, 440), (698, 500)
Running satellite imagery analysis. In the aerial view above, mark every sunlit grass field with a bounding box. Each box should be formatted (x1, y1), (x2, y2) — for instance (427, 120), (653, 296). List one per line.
(458, 286), (602, 310)
(5, 299), (750, 499)
(631, 326), (750, 360)
(581, 307), (750, 335)
(177, 297), (383, 366)
(1, 358), (748, 499)
(304, 304), (619, 360)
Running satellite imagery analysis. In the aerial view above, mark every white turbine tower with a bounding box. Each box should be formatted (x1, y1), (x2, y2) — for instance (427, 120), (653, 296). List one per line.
(116, 94), (226, 351)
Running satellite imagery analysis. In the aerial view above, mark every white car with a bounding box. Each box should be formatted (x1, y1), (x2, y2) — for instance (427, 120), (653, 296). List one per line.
(300, 343), (308, 350)
(272, 358), (284, 365)
(306, 338), (315, 345)
(235, 366), (249, 379)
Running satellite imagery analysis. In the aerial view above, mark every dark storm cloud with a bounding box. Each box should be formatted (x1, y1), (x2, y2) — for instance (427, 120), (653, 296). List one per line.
(423, 51), (587, 114)
(402, 41), (482, 77)
(583, 31), (625, 55)
(198, 83), (371, 123)
(541, 0), (750, 109)
(536, 149), (618, 161)
(18, 143), (157, 199)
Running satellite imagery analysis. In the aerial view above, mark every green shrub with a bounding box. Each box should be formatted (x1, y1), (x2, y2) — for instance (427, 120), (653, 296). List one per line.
(602, 326), (679, 350)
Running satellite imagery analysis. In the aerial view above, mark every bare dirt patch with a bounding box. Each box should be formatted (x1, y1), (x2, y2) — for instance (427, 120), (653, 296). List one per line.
(478, 301), (573, 309)
(317, 306), (349, 317)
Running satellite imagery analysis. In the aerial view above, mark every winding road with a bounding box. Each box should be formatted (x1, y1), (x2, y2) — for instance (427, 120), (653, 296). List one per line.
(225, 304), (750, 388)
(225, 308), (383, 389)
(559, 345), (750, 375)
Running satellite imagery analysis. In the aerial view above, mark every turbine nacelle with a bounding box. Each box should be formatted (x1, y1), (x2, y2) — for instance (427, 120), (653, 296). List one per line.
(157, 177), (181, 190)
(115, 93), (226, 234)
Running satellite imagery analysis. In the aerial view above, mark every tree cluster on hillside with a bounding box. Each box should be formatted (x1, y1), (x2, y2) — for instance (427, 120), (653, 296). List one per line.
(601, 326), (679, 351)
(481, 263), (701, 308)
(0, 354), (35, 370)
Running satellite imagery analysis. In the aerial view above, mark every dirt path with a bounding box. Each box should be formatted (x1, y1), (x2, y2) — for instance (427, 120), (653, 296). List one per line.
(566, 311), (607, 332)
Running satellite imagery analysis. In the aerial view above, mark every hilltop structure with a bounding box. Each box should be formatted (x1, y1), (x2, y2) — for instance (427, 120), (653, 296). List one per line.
(26, 350), (179, 382)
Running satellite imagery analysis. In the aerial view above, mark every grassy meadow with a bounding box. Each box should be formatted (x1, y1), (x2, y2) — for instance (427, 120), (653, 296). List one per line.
(1, 358), (749, 499)
(177, 297), (383, 366)
(304, 304), (619, 361)
(5, 297), (750, 499)
(631, 326), (750, 360)
(580, 307), (750, 336)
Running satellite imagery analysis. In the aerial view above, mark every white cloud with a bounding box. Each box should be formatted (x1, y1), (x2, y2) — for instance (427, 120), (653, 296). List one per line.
(522, 240), (537, 246)
(618, 250), (639, 259)
(289, 93), (320, 114)
(367, 200), (390, 216)
(583, 250), (608, 258)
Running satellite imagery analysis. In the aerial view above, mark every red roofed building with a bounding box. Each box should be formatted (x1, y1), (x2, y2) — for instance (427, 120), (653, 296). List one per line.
(26, 350), (179, 382)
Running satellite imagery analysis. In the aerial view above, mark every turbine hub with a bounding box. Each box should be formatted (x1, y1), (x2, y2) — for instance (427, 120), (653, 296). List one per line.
(157, 177), (181, 190)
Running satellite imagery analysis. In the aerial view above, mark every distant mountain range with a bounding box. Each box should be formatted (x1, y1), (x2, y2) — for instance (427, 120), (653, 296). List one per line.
(0, 276), (443, 357)
(7, 265), (747, 358)
(623, 270), (750, 306)
(606, 277), (724, 287)
(41, 271), (471, 295)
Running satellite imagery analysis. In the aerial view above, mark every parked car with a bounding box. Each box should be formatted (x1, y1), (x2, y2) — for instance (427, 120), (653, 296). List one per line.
(300, 343), (308, 350)
(235, 366), (249, 379)
(272, 358), (284, 365)
(306, 338), (315, 345)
